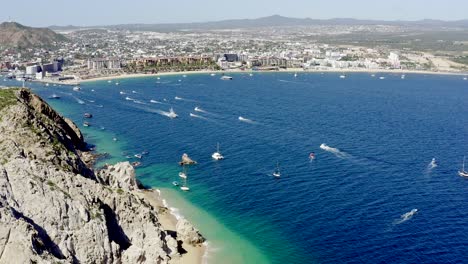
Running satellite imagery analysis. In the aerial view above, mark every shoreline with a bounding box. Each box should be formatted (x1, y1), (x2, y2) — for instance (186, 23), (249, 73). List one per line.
(78, 68), (468, 83)
(136, 189), (205, 264)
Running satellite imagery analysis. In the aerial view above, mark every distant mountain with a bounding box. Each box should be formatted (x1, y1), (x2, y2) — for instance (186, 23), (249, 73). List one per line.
(0, 22), (67, 48)
(49, 15), (468, 32)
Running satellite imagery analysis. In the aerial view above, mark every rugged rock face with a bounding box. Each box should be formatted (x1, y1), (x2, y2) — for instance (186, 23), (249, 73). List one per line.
(0, 88), (202, 263)
(176, 219), (206, 246)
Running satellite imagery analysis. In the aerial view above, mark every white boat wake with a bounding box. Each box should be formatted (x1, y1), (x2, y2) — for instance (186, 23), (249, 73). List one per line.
(133, 100), (147, 105)
(74, 97), (85, 105)
(393, 209), (418, 225)
(238, 116), (256, 124)
(150, 99), (163, 104)
(320, 143), (348, 158)
(189, 113), (207, 119)
(194, 106), (208, 113)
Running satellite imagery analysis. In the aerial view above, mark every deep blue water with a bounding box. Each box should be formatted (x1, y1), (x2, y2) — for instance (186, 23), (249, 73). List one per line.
(3, 72), (468, 263)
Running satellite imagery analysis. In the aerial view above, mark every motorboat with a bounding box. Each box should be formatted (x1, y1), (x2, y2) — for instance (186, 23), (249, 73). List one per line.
(379, 76), (386, 80)
(83, 122), (90, 127)
(175, 96), (182, 100)
(120, 91), (125, 95)
(220, 75), (233, 80)
(131, 161), (141, 167)
(125, 97), (133, 101)
(84, 113), (93, 118)
(73, 86), (81, 91)
(212, 143), (224, 160)
(134, 154), (142, 159)
(210, 73), (216, 76)
(194, 107), (202, 112)
(48, 94), (60, 99)
(339, 75), (346, 79)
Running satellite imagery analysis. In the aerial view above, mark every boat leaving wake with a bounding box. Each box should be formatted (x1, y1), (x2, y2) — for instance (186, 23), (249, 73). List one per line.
(149, 99), (164, 104)
(238, 116), (256, 124)
(428, 158), (437, 170)
(394, 209), (418, 225)
(320, 143), (348, 158)
(190, 113), (207, 119)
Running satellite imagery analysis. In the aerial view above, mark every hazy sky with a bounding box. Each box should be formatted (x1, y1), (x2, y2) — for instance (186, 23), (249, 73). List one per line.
(2, 0), (468, 27)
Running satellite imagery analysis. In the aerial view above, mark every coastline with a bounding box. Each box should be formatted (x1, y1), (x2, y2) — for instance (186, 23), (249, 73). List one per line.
(78, 68), (468, 83)
(136, 189), (205, 264)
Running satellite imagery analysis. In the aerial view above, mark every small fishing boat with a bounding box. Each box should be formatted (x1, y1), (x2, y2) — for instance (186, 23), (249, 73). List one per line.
(183, 74), (187, 78)
(134, 154), (142, 159)
(458, 156), (468, 177)
(131, 161), (141, 167)
(83, 122), (90, 127)
(115, 82), (120, 85)
(401, 74), (406, 79)
(175, 96), (182, 100)
(273, 162), (281, 177)
(194, 107), (201, 112)
(108, 80), (112, 83)
(172, 181), (179, 186)
(84, 113), (93, 118)
(49, 94), (60, 99)
(73, 86), (81, 91)
(112, 137), (118, 141)
(125, 97), (133, 101)
(120, 91), (125, 95)
(379, 76), (386, 80)
(339, 74), (346, 79)
(210, 73), (216, 76)
(212, 143), (224, 160)
(249, 73), (253, 77)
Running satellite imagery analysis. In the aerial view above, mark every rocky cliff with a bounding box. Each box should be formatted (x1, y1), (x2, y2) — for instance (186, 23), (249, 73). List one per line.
(0, 88), (204, 263)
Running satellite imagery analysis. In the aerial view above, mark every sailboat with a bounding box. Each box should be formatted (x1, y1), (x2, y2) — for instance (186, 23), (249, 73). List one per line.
(273, 162), (281, 177)
(458, 156), (468, 177)
(212, 142), (224, 160)
(179, 166), (190, 191)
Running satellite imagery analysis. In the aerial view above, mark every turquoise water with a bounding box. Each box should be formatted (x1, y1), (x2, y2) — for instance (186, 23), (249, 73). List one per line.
(3, 72), (468, 263)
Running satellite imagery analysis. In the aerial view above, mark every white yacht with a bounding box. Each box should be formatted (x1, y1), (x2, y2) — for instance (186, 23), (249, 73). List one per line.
(273, 162), (281, 177)
(220, 75), (233, 80)
(167, 107), (178, 119)
(458, 156), (468, 177)
(212, 143), (224, 160)
(179, 166), (190, 191)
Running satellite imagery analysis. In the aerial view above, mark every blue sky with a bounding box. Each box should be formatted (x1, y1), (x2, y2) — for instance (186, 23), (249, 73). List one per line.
(2, 0), (468, 27)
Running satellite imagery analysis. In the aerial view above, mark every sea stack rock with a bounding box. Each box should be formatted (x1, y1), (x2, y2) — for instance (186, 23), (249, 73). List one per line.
(176, 218), (206, 246)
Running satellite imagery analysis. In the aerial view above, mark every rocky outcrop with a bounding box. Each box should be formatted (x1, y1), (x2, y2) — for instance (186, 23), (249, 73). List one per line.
(0, 88), (200, 263)
(176, 219), (206, 246)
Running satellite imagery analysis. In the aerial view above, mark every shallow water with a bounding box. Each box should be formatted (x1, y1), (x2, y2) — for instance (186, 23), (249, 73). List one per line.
(4, 72), (468, 263)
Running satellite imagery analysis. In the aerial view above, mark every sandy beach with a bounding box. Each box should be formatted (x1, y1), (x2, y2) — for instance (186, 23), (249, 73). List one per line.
(77, 67), (468, 84)
(135, 189), (205, 264)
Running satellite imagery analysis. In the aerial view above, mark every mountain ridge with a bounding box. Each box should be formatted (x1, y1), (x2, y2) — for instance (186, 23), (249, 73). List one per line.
(47, 15), (468, 31)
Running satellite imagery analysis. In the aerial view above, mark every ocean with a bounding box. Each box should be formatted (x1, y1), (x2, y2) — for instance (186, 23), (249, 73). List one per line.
(3, 72), (468, 263)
